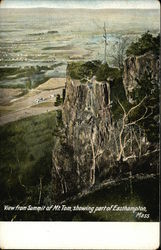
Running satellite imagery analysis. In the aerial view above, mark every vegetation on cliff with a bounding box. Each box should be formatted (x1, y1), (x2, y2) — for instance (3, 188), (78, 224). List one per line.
(67, 60), (100, 81)
(124, 33), (159, 143)
(127, 73), (159, 143)
(67, 60), (127, 122)
(52, 32), (159, 204)
(67, 60), (126, 121)
(66, 32), (159, 145)
(67, 61), (122, 82)
(126, 32), (160, 57)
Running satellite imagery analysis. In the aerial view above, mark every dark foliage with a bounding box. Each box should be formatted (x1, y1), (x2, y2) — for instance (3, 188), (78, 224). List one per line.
(67, 60), (101, 81)
(126, 32), (160, 57)
(0, 111), (59, 208)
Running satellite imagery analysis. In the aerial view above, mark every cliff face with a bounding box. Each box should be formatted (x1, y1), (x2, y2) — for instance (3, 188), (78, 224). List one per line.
(123, 52), (159, 104)
(52, 53), (159, 202)
(52, 77), (113, 201)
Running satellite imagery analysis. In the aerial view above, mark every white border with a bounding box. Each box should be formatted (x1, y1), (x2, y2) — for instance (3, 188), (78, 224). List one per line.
(0, 222), (160, 249)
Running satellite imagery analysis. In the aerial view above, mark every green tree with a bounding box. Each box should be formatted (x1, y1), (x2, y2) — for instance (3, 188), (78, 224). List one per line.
(126, 32), (160, 56)
(26, 78), (32, 90)
(55, 94), (62, 106)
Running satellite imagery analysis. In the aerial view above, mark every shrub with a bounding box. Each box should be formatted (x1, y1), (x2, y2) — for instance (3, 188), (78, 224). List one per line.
(67, 60), (101, 80)
(54, 94), (63, 106)
(126, 32), (160, 57)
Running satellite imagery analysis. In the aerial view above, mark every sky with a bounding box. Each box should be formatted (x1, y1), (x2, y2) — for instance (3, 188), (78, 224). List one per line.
(0, 0), (160, 9)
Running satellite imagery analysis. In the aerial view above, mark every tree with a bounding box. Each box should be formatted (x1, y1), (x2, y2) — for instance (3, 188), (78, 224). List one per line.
(108, 96), (154, 163)
(88, 97), (153, 186)
(111, 36), (131, 69)
(55, 94), (62, 106)
(103, 22), (108, 63)
(26, 78), (32, 90)
(62, 88), (66, 103)
(126, 32), (160, 57)
(90, 126), (104, 185)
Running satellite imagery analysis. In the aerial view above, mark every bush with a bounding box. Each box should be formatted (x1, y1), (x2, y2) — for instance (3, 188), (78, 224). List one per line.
(54, 94), (63, 106)
(67, 60), (101, 81)
(96, 63), (122, 82)
(126, 32), (160, 57)
(67, 60), (122, 83)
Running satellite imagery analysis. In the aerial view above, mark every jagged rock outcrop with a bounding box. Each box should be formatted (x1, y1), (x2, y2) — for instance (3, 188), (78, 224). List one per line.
(52, 76), (113, 201)
(52, 53), (159, 202)
(123, 52), (159, 104)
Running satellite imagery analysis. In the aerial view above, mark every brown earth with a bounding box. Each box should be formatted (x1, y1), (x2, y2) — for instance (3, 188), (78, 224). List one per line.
(0, 78), (65, 126)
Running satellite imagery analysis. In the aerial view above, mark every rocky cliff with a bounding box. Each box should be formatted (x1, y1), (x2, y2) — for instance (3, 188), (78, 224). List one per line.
(52, 75), (112, 201)
(52, 53), (159, 202)
(123, 52), (159, 104)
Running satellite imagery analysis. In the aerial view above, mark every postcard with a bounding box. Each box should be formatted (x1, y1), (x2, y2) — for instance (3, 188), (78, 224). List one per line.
(0, 0), (160, 249)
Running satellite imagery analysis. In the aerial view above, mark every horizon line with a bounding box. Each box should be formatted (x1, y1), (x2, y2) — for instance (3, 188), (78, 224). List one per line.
(0, 7), (159, 10)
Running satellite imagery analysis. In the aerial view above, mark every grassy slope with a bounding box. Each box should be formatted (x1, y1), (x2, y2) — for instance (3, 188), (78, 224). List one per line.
(0, 111), (60, 207)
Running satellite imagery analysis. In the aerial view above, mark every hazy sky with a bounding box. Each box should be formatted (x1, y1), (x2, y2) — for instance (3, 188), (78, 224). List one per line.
(0, 0), (160, 9)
